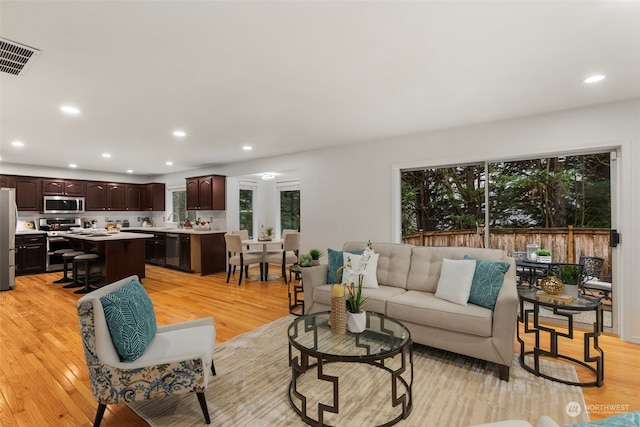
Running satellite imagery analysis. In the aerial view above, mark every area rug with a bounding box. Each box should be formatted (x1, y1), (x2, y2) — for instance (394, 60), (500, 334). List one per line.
(128, 315), (589, 427)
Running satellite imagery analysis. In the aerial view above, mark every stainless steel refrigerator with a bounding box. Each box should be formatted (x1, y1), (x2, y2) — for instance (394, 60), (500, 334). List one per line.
(0, 188), (16, 291)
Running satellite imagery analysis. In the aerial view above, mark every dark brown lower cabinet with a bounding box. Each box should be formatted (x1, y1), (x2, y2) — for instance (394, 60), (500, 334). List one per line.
(15, 235), (46, 275)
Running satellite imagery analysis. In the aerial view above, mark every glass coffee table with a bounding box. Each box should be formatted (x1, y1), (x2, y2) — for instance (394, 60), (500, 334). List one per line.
(288, 311), (413, 427)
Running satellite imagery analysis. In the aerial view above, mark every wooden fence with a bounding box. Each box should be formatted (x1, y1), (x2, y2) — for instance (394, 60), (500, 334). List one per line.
(401, 226), (612, 276)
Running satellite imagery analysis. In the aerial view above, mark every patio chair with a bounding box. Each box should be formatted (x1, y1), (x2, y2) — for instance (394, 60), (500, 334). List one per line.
(579, 256), (612, 301)
(510, 251), (528, 285)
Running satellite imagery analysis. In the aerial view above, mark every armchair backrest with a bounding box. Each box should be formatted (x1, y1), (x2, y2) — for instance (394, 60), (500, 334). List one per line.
(77, 275), (143, 397)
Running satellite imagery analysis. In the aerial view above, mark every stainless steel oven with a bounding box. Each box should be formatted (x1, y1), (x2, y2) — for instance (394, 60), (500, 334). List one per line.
(39, 218), (81, 272)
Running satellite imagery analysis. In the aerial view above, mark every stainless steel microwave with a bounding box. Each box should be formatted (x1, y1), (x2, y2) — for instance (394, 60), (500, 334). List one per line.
(43, 196), (85, 214)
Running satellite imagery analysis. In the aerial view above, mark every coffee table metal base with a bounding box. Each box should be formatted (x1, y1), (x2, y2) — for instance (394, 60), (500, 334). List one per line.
(288, 344), (413, 427)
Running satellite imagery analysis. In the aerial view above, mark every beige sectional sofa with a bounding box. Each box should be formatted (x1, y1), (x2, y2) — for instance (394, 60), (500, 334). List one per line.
(302, 242), (518, 380)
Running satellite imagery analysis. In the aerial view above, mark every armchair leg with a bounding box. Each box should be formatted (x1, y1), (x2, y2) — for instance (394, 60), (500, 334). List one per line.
(94, 403), (107, 427)
(196, 392), (211, 424)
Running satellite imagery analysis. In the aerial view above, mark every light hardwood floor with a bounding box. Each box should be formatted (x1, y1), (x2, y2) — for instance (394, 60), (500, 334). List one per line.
(0, 266), (638, 426)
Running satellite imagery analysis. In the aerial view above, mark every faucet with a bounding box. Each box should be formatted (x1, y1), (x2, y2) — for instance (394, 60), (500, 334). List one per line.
(167, 212), (180, 223)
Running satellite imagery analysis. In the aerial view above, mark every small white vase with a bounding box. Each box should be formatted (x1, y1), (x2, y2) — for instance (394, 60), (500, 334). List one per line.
(347, 311), (366, 333)
(564, 284), (579, 298)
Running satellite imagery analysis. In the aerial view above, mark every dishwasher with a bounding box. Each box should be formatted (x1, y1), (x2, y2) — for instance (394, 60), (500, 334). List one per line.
(165, 233), (180, 268)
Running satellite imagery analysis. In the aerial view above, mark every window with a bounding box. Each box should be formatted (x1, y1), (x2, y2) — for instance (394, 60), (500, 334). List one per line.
(170, 189), (196, 224)
(277, 180), (300, 231)
(239, 189), (253, 237)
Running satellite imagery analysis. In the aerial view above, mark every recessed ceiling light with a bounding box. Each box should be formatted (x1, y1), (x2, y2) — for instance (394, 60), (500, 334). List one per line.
(69, 163), (77, 168)
(127, 169), (134, 174)
(166, 161), (173, 166)
(102, 153), (111, 158)
(60, 105), (80, 115)
(11, 140), (24, 147)
(242, 145), (253, 151)
(584, 75), (605, 84)
(173, 130), (186, 137)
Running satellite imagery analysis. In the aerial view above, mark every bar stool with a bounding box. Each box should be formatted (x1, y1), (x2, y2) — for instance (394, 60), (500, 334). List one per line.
(52, 249), (76, 283)
(73, 253), (102, 294)
(60, 251), (86, 288)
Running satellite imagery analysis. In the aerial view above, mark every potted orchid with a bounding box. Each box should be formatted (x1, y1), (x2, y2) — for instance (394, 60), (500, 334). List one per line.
(344, 241), (373, 333)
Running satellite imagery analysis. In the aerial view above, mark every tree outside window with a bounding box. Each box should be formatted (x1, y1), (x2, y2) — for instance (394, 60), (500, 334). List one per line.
(239, 189), (253, 237)
(281, 190), (300, 231)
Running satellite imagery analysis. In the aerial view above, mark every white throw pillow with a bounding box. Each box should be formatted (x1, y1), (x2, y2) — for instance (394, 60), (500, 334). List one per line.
(435, 258), (477, 305)
(342, 252), (379, 288)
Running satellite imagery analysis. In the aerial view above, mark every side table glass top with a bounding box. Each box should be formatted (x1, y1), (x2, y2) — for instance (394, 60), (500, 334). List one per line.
(288, 311), (410, 359)
(518, 287), (601, 310)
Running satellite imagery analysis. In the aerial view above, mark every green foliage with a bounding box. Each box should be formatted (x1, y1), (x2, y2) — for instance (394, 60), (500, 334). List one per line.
(556, 265), (582, 285)
(401, 153), (611, 233)
(299, 253), (312, 267)
(535, 249), (551, 256)
(309, 248), (323, 260)
(281, 190), (300, 231)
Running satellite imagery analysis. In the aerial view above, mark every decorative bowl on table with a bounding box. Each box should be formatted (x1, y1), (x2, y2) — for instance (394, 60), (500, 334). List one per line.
(540, 276), (564, 295)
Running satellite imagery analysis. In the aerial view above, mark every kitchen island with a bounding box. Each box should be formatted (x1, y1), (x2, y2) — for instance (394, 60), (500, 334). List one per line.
(127, 227), (226, 275)
(65, 231), (153, 283)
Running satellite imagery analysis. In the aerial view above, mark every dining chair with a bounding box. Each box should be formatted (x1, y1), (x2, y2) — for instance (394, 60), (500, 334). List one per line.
(264, 231), (300, 284)
(224, 233), (263, 285)
(76, 275), (216, 427)
(231, 230), (262, 275)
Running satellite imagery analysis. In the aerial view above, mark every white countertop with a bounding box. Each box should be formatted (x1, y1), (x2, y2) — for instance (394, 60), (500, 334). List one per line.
(65, 231), (154, 242)
(16, 230), (47, 235)
(126, 226), (225, 235)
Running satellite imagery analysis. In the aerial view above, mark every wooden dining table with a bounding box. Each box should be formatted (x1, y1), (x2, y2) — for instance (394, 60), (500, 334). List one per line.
(241, 238), (283, 281)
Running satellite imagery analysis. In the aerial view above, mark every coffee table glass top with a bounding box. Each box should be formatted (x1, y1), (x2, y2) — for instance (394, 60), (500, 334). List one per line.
(288, 311), (410, 359)
(518, 287), (601, 310)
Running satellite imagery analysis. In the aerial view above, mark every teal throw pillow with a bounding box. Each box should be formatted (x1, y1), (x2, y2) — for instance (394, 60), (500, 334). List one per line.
(100, 279), (157, 361)
(464, 255), (510, 310)
(327, 248), (363, 283)
(567, 410), (640, 426)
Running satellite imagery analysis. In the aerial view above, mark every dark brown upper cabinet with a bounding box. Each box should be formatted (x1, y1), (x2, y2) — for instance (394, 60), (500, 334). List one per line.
(14, 176), (41, 211)
(142, 183), (165, 211)
(41, 179), (85, 197)
(186, 175), (225, 210)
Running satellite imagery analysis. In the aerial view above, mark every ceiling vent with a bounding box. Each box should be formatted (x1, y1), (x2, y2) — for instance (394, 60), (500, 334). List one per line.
(0, 38), (41, 76)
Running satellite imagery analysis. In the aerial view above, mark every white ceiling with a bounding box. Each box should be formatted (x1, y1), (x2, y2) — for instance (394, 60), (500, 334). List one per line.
(1, 1), (639, 176)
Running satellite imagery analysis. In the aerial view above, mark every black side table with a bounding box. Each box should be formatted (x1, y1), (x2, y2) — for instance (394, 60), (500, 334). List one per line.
(288, 264), (305, 316)
(517, 288), (604, 387)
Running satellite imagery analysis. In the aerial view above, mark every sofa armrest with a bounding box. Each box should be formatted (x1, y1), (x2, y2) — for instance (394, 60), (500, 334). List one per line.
(302, 265), (329, 314)
(491, 267), (519, 366)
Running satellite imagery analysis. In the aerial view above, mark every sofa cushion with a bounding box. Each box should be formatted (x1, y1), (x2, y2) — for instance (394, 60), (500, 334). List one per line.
(100, 279), (157, 361)
(312, 284), (406, 314)
(342, 251), (379, 288)
(343, 242), (412, 289)
(408, 246), (510, 293)
(465, 255), (511, 310)
(434, 258), (477, 305)
(327, 248), (363, 283)
(387, 290), (493, 337)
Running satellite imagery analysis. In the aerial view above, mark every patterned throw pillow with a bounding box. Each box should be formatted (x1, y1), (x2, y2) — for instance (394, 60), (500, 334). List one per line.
(100, 279), (157, 361)
(326, 248), (363, 283)
(464, 255), (511, 310)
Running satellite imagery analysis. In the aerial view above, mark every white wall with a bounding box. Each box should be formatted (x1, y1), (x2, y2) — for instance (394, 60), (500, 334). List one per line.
(212, 98), (640, 344)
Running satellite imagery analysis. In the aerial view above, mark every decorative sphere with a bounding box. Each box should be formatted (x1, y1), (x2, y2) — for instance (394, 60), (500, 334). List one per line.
(540, 276), (564, 295)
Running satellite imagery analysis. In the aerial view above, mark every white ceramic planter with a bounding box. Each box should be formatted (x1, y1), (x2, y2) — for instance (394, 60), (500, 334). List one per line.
(564, 284), (579, 298)
(537, 255), (552, 263)
(347, 311), (366, 333)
